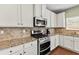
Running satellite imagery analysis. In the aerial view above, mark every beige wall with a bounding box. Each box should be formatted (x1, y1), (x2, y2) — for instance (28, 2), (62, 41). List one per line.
(66, 5), (79, 18)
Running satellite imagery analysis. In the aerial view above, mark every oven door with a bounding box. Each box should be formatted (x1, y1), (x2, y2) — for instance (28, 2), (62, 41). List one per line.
(33, 17), (47, 27)
(40, 41), (50, 51)
(40, 41), (50, 55)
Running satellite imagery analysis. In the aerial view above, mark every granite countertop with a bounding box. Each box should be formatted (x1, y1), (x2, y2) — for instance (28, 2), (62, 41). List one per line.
(0, 36), (37, 49)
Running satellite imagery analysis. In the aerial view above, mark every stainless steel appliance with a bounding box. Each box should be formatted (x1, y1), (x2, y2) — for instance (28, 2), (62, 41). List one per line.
(33, 17), (47, 27)
(31, 29), (50, 55)
(38, 37), (50, 55)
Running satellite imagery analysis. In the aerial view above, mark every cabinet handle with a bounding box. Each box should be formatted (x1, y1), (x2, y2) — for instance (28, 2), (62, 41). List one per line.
(20, 53), (22, 55)
(31, 44), (32, 46)
(24, 52), (26, 53)
(10, 51), (12, 53)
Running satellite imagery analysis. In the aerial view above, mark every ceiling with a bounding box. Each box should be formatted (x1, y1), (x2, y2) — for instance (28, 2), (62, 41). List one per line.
(46, 4), (78, 13)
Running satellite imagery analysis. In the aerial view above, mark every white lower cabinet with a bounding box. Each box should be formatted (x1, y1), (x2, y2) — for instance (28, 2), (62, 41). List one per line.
(50, 36), (56, 51)
(0, 40), (37, 55)
(10, 45), (23, 54)
(50, 35), (79, 53)
(74, 37), (79, 52)
(24, 40), (37, 55)
(63, 36), (74, 50)
(0, 48), (10, 55)
(0, 45), (23, 55)
(11, 40), (37, 55)
(24, 48), (37, 55)
(50, 35), (59, 51)
(55, 35), (59, 47)
(11, 49), (23, 55)
(59, 35), (64, 46)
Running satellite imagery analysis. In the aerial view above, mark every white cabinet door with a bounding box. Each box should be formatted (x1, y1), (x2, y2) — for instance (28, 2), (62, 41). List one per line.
(0, 4), (19, 27)
(0, 48), (10, 55)
(74, 37), (79, 52)
(50, 12), (56, 27)
(55, 35), (59, 47)
(11, 49), (23, 55)
(63, 36), (74, 50)
(21, 4), (33, 27)
(46, 9), (56, 28)
(46, 9), (51, 27)
(34, 4), (42, 17)
(11, 52), (19, 55)
(59, 35), (64, 46)
(56, 12), (65, 27)
(24, 47), (37, 55)
(10, 45), (23, 54)
(24, 40), (37, 55)
(41, 4), (46, 18)
(50, 36), (56, 51)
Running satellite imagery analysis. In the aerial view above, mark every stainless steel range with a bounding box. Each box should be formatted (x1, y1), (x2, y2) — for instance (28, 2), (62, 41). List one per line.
(31, 29), (50, 55)
(38, 37), (50, 55)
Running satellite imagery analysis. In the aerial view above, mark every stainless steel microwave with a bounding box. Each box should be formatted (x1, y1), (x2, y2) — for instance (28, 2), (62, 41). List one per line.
(33, 17), (47, 27)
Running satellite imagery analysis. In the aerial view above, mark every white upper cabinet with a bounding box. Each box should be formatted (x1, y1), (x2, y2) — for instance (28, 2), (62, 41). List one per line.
(0, 4), (47, 27)
(46, 10), (65, 28)
(56, 12), (66, 27)
(50, 12), (56, 27)
(0, 4), (19, 27)
(21, 4), (33, 27)
(46, 9), (56, 28)
(34, 4), (42, 17)
(0, 4), (33, 27)
(46, 9), (51, 27)
(41, 4), (46, 18)
(34, 4), (46, 18)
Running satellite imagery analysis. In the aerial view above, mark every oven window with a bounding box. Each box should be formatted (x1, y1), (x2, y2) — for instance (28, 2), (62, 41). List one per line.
(40, 41), (50, 51)
(40, 47), (50, 55)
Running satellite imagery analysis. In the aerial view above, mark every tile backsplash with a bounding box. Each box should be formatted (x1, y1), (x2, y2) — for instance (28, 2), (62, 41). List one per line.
(0, 27), (31, 40)
(55, 28), (79, 36)
(0, 27), (32, 49)
(0, 27), (56, 49)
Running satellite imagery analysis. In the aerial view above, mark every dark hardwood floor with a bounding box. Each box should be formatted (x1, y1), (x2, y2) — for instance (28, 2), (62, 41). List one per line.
(49, 46), (79, 55)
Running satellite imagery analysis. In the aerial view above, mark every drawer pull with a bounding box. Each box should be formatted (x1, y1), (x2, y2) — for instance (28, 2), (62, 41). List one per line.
(10, 51), (12, 53)
(24, 52), (26, 53)
(20, 53), (22, 55)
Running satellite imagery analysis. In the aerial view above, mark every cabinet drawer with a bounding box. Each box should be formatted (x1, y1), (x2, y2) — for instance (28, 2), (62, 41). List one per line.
(24, 40), (37, 48)
(11, 49), (23, 55)
(24, 48), (37, 55)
